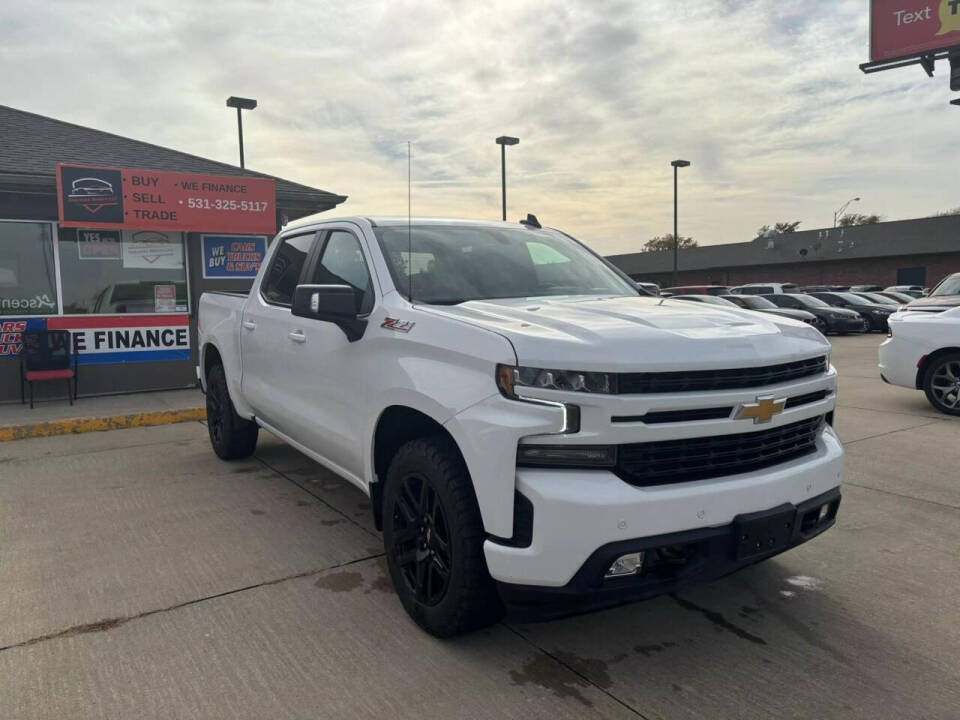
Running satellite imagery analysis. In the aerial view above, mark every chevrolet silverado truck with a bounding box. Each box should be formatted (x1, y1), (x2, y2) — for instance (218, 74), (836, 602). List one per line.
(198, 216), (843, 637)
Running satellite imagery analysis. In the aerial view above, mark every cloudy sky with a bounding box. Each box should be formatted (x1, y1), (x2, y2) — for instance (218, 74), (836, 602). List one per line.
(1, 0), (958, 255)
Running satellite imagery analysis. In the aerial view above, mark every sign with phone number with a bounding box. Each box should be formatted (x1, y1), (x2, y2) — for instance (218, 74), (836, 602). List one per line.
(57, 164), (276, 235)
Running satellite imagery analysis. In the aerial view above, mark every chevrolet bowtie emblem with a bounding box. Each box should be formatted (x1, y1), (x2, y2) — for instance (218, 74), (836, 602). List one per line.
(734, 396), (786, 424)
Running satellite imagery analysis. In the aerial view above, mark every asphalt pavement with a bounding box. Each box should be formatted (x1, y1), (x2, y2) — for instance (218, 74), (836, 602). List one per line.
(1, 334), (958, 719)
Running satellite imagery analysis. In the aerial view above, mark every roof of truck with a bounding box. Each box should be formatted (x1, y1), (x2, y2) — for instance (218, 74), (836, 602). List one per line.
(282, 215), (539, 232)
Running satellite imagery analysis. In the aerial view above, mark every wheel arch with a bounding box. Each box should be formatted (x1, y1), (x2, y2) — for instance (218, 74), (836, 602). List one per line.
(916, 347), (960, 389)
(370, 405), (466, 531)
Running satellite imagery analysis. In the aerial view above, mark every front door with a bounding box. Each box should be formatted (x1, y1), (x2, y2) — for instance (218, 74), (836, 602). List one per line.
(287, 226), (376, 482)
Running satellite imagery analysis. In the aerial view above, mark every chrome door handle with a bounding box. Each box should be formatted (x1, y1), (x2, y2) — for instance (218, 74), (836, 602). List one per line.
(242, 320), (257, 331)
(288, 330), (307, 343)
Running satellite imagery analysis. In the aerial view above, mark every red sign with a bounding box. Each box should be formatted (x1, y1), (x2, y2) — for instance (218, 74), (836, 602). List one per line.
(57, 164), (276, 235)
(870, 0), (960, 62)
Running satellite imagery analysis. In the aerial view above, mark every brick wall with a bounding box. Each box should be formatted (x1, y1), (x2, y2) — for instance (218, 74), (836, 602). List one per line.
(634, 252), (960, 289)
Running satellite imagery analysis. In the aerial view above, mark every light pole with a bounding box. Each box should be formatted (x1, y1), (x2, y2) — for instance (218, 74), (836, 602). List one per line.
(226, 96), (257, 169)
(495, 136), (519, 221)
(833, 196), (860, 228)
(671, 160), (691, 287)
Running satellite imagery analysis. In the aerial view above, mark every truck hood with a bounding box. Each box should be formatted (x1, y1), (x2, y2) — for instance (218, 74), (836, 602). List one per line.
(425, 296), (829, 371)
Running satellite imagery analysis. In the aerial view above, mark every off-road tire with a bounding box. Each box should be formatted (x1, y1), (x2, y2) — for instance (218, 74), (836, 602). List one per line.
(923, 352), (960, 416)
(382, 435), (503, 637)
(206, 364), (259, 459)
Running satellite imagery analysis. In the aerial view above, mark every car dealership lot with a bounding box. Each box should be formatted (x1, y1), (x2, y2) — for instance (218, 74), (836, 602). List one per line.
(1, 334), (958, 719)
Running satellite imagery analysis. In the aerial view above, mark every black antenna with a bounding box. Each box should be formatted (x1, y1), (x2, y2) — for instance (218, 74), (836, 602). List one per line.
(407, 141), (412, 303)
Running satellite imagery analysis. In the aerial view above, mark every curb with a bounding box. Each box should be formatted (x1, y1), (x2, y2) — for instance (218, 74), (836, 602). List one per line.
(0, 408), (206, 443)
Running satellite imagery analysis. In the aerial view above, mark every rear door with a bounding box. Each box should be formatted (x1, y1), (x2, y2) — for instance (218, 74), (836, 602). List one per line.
(240, 230), (319, 432)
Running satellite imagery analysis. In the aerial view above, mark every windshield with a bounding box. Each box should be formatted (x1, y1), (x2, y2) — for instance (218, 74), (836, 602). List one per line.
(931, 274), (960, 297)
(860, 293), (898, 305)
(834, 292), (874, 305)
(734, 296), (776, 309)
(374, 225), (637, 304)
(789, 294), (830, 309)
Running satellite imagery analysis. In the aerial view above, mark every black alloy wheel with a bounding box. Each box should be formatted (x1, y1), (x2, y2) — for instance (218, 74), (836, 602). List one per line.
(391, 473), (452, 606)
(206, 364), (259, 460)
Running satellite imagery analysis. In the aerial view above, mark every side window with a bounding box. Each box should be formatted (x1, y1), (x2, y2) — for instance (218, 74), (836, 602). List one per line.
(311, 230), (374, 313)
(261, 233), (315, 305)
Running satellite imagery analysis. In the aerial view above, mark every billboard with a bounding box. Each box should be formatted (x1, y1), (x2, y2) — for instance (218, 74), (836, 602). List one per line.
(870, 0), (960, 63)
(57, 164), (276, 235)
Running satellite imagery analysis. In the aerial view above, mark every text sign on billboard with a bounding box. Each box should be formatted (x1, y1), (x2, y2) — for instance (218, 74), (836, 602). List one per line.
(201, 234), (268, 279)
(870, 0), (960, 62)
(46, 315), (190, 365)
(57, 164), (276, 235)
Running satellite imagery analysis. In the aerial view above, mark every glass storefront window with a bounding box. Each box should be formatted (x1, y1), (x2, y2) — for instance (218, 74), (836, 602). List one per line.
(58, 229), (188, 314)
(0, 220), (59, 316)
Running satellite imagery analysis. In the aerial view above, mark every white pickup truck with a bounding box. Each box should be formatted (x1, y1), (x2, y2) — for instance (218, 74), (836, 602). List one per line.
(198, 215), (843, 636)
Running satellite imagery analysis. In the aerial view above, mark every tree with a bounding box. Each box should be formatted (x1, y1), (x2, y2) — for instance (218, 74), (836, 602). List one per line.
(756, 221), (801, 237)
(932, 207), (960, 217)
(643, 234), (697, 252)
(838, 213), (881, 227)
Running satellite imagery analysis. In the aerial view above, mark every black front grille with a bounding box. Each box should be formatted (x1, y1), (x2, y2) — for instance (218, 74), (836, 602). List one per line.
(616, 415), (824, 487)
(616, 356), (827, 394)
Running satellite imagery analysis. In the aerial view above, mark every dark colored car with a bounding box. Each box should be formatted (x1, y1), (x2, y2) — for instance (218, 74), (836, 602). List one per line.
(806, 291), (894, 333)
(850, 284), (883, 292)
(801, 285), (850, 293)
(662, 285), (731, 296)
(902, 273), (960, 313)
(720, 294), (821, 329)
(761, 293), (865, 334)
(876, 290), (918, 305)
(852, 292), (903, 308)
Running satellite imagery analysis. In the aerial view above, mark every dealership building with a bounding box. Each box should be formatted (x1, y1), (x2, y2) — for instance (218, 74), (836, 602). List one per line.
(607, 215), (960, 291)
(0, 104), (345, 404)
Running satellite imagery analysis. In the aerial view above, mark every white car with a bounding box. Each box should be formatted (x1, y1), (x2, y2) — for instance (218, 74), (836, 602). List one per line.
(880, 306), (960, 415)
(730, 283), (799, 295)
(198, 216), (843, 636)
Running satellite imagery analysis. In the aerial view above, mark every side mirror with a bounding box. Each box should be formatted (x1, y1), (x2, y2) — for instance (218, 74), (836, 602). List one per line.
(291, 284), (367, 342)
(922, 288), (931, 296)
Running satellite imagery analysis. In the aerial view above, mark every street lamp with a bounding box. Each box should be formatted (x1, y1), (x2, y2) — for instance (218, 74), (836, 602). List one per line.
(671, 160), (691, 287)
(495, 136), (520, 221)
(833, 196), (860, 228)
(226, 96), (257, 169)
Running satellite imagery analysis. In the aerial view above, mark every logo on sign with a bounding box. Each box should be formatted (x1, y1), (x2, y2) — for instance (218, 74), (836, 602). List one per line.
(59, 166), (125, 223)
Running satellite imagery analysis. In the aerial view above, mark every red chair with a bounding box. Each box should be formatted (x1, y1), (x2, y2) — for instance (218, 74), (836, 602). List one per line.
(20, 330), (79, 409)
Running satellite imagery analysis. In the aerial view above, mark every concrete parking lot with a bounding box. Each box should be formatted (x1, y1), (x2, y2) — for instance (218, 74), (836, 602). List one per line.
(1, 334), (958, 719)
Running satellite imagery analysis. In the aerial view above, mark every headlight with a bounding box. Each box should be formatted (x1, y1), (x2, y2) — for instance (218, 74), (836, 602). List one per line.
(496, 364), (615, 397)
(871, 309), (887, 315)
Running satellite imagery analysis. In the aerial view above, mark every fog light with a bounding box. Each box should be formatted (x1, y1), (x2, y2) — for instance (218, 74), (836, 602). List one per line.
(605, 552), (644, 578)
(818, 503), (830, 522)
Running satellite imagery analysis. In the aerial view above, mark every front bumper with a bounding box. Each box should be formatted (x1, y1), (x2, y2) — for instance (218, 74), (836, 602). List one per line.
(497, 486), (841, 619)
(484, 425), (843, 587)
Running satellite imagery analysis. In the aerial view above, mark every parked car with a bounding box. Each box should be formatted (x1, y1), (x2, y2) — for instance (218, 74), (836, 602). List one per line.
(850, 284), (883, 292)
(635, 282), (660, 296)
(730, 283), (799, 295)
(875, 290), (918, 305)
(198, 215), (843, 636)
(900, 272), (960, 313)
(884, 285), (925, 298)
(880, 306), (960, 415)
(801, 285), (850, 293)
(721, 294), (822, 330)
(761, 293), (865, 334)
(661, 285), (731, 296)
(805, 292), (894, 333)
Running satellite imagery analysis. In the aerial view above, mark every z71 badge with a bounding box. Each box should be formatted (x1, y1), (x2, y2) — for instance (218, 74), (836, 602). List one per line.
(381, 317), (415, 333)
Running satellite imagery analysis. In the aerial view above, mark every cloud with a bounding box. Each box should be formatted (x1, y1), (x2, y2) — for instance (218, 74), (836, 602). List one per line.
(1, 0), (958, 254)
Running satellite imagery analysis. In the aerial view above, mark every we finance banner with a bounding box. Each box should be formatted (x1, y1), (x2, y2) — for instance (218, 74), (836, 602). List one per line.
(46, 315), (190, 365)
